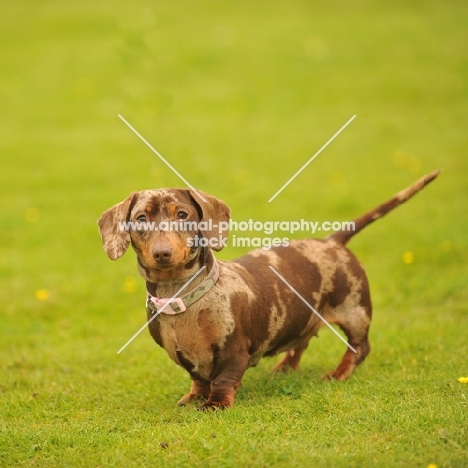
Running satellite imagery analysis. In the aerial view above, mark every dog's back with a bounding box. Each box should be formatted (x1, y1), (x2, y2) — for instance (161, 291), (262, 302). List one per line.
(230, 237), (371, 377)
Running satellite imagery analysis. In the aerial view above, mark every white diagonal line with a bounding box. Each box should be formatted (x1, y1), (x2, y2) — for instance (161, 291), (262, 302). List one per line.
(118, 114), (207, 202)
(268, 115), (356, 202)
(269, 266), (357, 353)
(117, 266), (206, 354)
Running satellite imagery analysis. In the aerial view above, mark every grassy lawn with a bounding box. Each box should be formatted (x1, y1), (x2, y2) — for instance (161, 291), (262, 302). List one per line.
(1, 0), (467, 466)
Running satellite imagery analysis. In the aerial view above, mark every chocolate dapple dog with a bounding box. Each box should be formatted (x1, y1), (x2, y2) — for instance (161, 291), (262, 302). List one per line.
(98, 171), (439, 409)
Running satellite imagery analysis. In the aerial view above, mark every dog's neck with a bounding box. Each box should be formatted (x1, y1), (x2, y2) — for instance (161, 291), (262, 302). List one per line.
(144, 247), (216, 298)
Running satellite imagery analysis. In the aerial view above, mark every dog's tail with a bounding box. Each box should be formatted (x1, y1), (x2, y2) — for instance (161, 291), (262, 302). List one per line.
(329, 170), (440, 246)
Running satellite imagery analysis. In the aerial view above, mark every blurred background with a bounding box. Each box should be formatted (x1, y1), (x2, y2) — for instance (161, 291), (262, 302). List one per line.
(1, 1), (467, 464)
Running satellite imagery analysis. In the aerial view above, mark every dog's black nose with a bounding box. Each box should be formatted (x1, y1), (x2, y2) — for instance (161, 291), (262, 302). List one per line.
(152, 246), (173, 263)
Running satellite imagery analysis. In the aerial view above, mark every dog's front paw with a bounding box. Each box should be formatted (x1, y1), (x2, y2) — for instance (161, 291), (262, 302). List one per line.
(197, 389), (236, 411)
(321, 371), (335, 381)
(198, 399), (233, 411)
(178, 379), (211, 406)
(321, 368), (353, 381)
(177, 393), (207, 406)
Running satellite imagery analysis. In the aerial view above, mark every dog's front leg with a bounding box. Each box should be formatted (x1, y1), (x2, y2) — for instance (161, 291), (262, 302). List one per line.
(200, 356), (250, 410)
(178, 378), (211, 406)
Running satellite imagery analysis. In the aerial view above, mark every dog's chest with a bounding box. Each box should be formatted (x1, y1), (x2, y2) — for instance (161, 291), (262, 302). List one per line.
(148, 306), (234, 381)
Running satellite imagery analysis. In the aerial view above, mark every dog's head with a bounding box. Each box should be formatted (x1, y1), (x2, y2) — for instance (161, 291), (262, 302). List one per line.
(97, 188), (230, 281)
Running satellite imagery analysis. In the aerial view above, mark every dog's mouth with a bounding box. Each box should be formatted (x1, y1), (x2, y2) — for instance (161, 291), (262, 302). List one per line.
(137, 255), (189, 275)
(153, 262), (177, 271)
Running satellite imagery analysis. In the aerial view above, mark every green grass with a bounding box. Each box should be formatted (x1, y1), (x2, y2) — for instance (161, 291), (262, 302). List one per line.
(1, 0), (467, 466)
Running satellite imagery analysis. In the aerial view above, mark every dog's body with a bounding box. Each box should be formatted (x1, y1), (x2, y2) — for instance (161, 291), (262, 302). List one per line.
(98, 171), (439, 409)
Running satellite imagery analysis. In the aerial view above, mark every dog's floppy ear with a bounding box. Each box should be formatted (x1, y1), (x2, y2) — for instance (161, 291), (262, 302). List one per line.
(97, 193), (138, 260)
(188, 188), (230, 252)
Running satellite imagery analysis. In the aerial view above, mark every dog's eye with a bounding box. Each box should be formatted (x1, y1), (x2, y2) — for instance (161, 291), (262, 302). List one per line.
(136, 215), (146, 223)
(177, 211), (188, 219)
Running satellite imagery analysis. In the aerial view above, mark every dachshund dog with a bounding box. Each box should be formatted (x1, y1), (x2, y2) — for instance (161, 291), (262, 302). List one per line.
(98, 170), (439, 409)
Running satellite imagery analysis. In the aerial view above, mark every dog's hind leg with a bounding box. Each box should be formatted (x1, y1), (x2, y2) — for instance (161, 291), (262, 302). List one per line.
(273, 346), (307, 372)
(322, 307), (371, 381)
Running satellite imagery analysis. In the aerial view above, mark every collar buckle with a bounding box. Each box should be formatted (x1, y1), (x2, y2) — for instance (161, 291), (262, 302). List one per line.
(146, 260), (220, 316)
(148, 296), (186, 314)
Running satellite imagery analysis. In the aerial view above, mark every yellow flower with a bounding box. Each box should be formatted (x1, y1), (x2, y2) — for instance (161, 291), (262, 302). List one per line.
(123, 276), (138, 294)
(458, 377), (468, 384)
(402, 252), (414, 264)
(427, 464), (438, 468)
(25, 207), (40, 223)
(35, 289), (50, 301)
